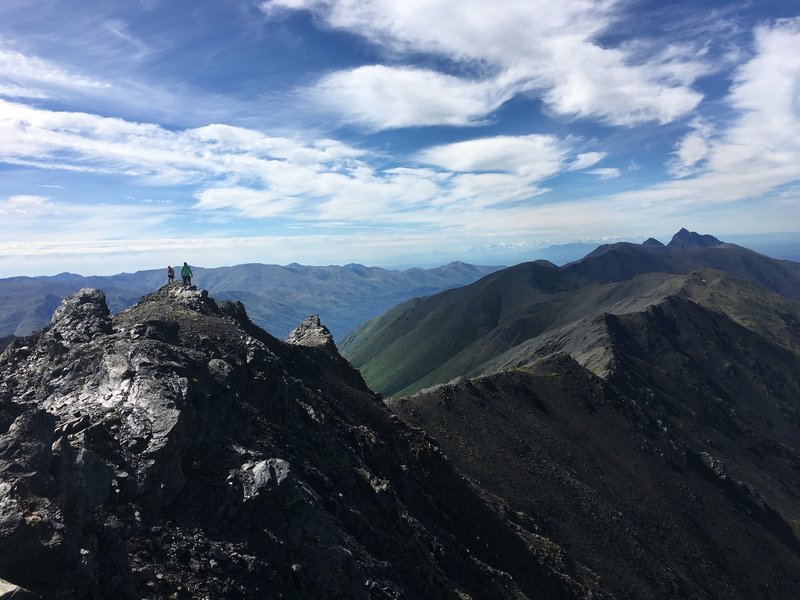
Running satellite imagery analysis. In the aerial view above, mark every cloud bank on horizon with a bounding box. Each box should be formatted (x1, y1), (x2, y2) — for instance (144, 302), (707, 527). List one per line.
(0, 0), (798, 275)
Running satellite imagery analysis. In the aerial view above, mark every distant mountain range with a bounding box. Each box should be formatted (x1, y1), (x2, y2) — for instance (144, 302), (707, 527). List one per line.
(0, 261), (500, 342)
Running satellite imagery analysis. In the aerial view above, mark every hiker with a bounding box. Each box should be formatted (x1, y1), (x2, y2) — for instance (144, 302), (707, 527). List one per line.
(181, 262), (193, 288)
(167, 265), (174, 283)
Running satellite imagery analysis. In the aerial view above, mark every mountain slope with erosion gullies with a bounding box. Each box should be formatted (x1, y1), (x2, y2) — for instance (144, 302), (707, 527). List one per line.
(0, 284), (605, 599)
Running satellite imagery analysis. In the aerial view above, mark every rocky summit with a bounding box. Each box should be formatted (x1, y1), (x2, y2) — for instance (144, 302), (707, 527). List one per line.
(0, 284), (604, 599)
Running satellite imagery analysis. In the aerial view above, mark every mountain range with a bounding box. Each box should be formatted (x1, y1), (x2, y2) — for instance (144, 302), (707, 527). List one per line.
(0, 261), (500, 343)
(341, 228), (800, 397)
(2, 228), (800, 598)
(339, 228), (800, 598)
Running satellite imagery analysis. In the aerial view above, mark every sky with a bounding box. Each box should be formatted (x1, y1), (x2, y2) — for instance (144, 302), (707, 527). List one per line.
(1, 0), (799, 276)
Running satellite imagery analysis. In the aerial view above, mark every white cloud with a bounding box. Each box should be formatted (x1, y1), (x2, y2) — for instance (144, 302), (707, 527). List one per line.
(540, 39), (702, 125)
(0, 99), (365, 186)
(0, 195), (56, 215)
(0, 82), (48, 99)
(195, 188), (301, 218)
(3, 17), (798, 269)
(668, 118), (712, 177)
(588, 168), (621, 180)
(416, 134), (568, 177)
(313, 65), (513, 129)
(568, 152), (607, 171)
(518, 20), (800, 238)
(710, 19), (800, 176)
(263, 0), (706, 129)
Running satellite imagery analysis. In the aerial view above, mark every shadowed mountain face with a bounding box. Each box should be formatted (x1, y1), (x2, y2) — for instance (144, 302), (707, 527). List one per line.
(389, 348), (800, 600)
(0, 261), (500, 341)
(0, 286), (604, 599)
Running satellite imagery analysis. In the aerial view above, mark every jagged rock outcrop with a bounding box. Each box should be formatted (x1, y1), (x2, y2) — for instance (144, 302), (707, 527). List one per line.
(0, 284), (604, 599)
(285, 315), (335, 349)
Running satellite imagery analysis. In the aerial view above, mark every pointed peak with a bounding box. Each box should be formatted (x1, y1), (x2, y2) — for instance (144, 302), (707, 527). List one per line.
(667, 228), (723, 249)
(642, 237), (665, 248)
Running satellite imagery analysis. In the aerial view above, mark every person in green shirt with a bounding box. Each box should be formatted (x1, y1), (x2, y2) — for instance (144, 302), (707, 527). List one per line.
(180, 262), (193, 288)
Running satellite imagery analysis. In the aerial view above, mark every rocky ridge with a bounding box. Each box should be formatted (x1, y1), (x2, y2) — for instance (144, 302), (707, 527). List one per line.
(0, 284), (604, 599)
(390, 336), (800, 599)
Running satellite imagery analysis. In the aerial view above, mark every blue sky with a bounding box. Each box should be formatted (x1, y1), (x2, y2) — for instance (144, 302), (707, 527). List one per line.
(1, 0), (799, 276)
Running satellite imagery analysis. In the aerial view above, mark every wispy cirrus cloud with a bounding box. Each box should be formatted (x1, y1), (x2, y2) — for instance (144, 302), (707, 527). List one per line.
(262, 0), (708, 129)
(0, 99), (364, 185)
(543, 19), (800, 238)
(0, 193), (175, 249)
(0, 45), (110, 98)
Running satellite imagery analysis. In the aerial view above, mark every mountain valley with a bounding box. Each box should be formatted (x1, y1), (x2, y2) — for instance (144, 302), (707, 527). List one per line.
(0, 261), (500, 343)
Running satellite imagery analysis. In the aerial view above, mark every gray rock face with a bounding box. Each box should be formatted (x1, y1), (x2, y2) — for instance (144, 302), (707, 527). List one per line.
(228, 458), (292, 503)
(285, 315), (335, 349)
(0, 285), (603, 599)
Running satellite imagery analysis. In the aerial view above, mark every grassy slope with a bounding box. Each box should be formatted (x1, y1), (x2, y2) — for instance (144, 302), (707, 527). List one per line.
(340, 262), (592, 396)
